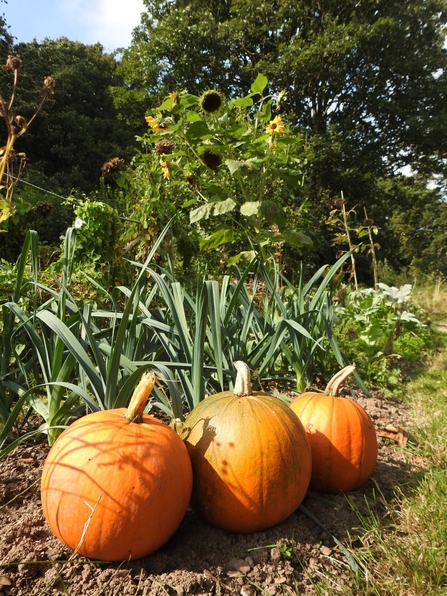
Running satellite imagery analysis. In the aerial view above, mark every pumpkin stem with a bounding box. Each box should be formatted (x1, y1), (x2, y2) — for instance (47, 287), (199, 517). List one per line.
(233, 361), (252, 396)
(324, 365), (356, 396)
(124, 370), (156, 422)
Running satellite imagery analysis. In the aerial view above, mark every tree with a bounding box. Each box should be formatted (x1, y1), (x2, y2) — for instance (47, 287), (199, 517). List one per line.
(116, 0), (447, 169)
(3, 38), (139, 195)
(114, 0), (447, 274)
(0, 1), (13, 52)
(383, 177), (447, 278)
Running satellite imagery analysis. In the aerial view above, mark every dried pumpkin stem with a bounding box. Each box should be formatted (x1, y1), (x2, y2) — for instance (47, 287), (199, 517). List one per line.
(124, 370), (156, 422)
(324, 365), (356, 397)
(233, 361), (252, 396)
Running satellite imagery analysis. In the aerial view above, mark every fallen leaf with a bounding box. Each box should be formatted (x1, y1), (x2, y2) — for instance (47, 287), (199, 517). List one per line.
(378, 427), (408, 447)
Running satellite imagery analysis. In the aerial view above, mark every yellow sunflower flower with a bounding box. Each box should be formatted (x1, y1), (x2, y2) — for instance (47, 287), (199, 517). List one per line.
(266, 116), (285, 136)
(168, 92), (177, 108)
(160, 159), (170, 180)
(145, 115), (162, 133)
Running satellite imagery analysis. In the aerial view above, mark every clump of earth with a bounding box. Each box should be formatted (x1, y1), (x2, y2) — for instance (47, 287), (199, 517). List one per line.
(0, 389), (424, 595)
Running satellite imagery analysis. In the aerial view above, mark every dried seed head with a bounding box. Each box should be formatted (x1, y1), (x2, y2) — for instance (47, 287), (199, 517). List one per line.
(101, 157), (125, 179)
(3, 55), (23, 70)
(199, 90), (224, 113)
(185, 174), (196, 189)
(41, 76), (55, 98)
(155, 139), (176, 155)
(33, 202), (53, 218)
(363, 218), (374, 227)
(201, 149), (222, 171)
(14, 115), (27, 128)
(334, 198), (346, 209)
(5, 149), (27, 165)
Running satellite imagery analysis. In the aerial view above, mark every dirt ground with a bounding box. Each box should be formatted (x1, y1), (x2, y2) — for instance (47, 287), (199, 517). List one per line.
(0, 389), (425, 596)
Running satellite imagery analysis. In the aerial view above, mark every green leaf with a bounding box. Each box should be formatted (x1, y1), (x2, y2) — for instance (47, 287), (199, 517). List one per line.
(281, 229), (313, 247)
(230, 96), (254, 108)
(212, 198), (237, 216)
(255, 98), (273, 122)
(225, 159), (245, 175)
(199, 228), (235, 250)
(158, 96), (176, 110)
(185, 120), (212, 141)
(186, 111), (203, 122)
(179, 94), (199, 108)
(251, 73), (268, 94)
(190, 203), (214, 223)
(241, 201), (261, 217)
(227, 251), (256, 266)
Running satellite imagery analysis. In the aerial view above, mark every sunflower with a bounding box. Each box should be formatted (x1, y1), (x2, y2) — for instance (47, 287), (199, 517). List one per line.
(145, 115), (162, 133)
(168, 92), (177, 108)
(160, 159), (170, 180)
(199, 90), (224, 113)
(201, 149), (222, 171)
(155, 139), (176, 155)
(266, 116), (285, 135)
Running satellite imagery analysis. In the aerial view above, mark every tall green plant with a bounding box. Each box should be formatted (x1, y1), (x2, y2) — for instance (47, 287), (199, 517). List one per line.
(0, 229), (39, 424)
(130, 74), (310, 267)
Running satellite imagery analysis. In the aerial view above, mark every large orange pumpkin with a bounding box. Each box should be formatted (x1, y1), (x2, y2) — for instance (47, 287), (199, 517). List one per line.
(289, 365), (377, 494)
(41, 372), (193, 561)
(182, 361), (312, 534)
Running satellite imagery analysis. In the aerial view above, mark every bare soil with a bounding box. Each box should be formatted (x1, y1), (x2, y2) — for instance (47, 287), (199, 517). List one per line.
(0, 390), (426, 596)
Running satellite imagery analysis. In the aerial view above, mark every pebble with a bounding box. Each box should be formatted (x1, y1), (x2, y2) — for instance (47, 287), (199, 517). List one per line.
(229, 557), (251, 573)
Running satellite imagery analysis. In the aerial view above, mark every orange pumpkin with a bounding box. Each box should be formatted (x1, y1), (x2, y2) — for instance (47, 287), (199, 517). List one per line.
(182, 361), (312, 534)
(289, 365), (377, 494)
(41, 372), (193, 561)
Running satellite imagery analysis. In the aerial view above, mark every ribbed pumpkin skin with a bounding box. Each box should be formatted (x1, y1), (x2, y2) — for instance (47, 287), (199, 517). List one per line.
(183, 391), (312, 534)
(290, 393), (377, 493)
(41, 409), (193, 561)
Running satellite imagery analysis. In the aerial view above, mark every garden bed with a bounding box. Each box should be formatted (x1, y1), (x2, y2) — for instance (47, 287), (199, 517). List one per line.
(0, 390), (425, 596)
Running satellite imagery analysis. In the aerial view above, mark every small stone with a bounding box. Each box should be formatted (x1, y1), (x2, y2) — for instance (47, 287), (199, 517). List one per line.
(229, 557), (251, 573)
(320, 545), (332, 556)
(270, 547), (282, 562)
(240, 586), (255, 596)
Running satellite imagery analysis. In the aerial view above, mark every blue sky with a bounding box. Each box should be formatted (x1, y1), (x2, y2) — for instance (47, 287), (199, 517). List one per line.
(2, 0), (145, 52)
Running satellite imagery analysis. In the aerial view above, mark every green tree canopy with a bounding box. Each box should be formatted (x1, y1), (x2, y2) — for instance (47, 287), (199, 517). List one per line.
(2, 38), (139, 195)
(116, 0), (447, 173)
(113, 0), (447, 275)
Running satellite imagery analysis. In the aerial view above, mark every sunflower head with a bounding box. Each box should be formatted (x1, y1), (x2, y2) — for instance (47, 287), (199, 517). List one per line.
(146, 115), (166, 133)
(201, 149), (222, 171)
(101, 157), (125, 179)
(199, 90), (224, 113)
(266, 116), (285, 136)
(155, 139), (176, 155)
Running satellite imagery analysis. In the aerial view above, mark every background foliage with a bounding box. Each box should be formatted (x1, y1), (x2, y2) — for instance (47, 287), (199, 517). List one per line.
(1, 0), (446, 279)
